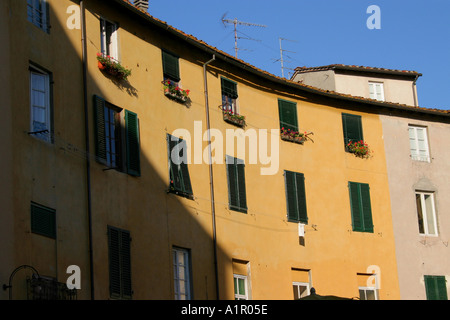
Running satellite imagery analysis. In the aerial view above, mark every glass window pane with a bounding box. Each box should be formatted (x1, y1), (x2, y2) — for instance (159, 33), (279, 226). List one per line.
(359, 289), (366, 300)
(366, 289), (376, 300)
(238, 278), (245, 295)
(424, 195), (436, 235)
(416, 194), (425, 234)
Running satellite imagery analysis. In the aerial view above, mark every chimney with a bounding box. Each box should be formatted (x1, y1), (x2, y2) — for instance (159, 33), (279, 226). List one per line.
(134, 0), (149, 11)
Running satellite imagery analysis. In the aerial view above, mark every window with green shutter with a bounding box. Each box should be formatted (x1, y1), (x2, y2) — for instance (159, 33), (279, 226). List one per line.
(424, 275), (448, 300)
(125, 110), (140, 177)
(167, 134), (193, 197)
(31, 202), (56, 239)
(278, 99), (298, 132)
(226, 155), (247, 213)
(162, 49), (180, 82)
(348, 182), (374, 233)
(93, 95), (140, 177)
(284, 171), (308, 223)
(108, 226), (132, 300)
(342, 113), (363, 149)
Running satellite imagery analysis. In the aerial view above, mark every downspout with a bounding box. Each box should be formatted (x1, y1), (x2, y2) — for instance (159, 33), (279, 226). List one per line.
(203, 54), (218, 299)
(412, 74), (419, 107)
(80, 0), (95, 300)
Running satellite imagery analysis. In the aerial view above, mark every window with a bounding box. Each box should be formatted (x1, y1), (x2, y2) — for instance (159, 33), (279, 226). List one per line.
(167, 134), (193, 197)
(93, 95), (141, 176)
(234, 274), (248, 300)
(348, 182), (374, 233)
(221, 77), (238, 114)
(368, 82), (384, 101)
(31, 202), (56, 239)
(173, 247), (192, 300)
(424, 276), (448, 300)
(226, 156), (247, 213)
(342, 113), (363, 149)
(359, 287), (378, 300)
(293, 282), (310, 300)
(408, 125), (430, 162)
(278, 99), (298, 132)
(27, 0), (49, 32)
(284, 171), (308, 223)
(415, 192), (438, 236)
(100, 18), (118, 60)
(162, 50), (180, 84)
(30, 66), (52, 142)
(108, 226), (132, 299)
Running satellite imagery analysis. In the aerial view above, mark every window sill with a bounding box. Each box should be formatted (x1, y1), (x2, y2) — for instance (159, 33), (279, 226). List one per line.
(167, 188), (194, 200)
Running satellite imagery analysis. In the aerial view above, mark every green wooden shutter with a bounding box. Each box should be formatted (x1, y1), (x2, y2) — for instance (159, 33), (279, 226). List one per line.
(285, 171), (308, 223)
(108, 226), (132, 299)
(221, 78), (238, 99)
(342, 113), (363, 146)
(360, 183), (374, 232)
(179, 140), (193, 195)
(285, 171), (299, 221)
(125, 110), (141, 177)
(349, 182), (373, 233)
(425, 276), (448, 300)
(295, 173), (308, 224)
(120, 230), (132, 299)
(227, 156), (239, 210)
(236, 161), (247, 213)
(162, 50), (180, 82)
(167, 135), (192, 196)
(349, 182), (363, 231)
(226, 156), (247, 213)
(278, 99), (298, 132)
(30, 202), (56, 239)
(108, 227), (121, 299)
(93, 95), (107, 163)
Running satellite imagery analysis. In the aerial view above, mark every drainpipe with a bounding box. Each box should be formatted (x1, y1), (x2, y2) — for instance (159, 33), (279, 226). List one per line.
(203, 54), (218, 299)
(80, 0), (95, 300)
(412, 74), (419, 107)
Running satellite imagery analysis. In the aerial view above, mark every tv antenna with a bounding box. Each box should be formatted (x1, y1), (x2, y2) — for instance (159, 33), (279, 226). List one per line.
(221, 13), (267, 58)
(273, 37), (298, 78)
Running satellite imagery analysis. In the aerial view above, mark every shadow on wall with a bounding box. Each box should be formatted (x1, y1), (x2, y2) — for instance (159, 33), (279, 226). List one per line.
(3, 0), (229, 300)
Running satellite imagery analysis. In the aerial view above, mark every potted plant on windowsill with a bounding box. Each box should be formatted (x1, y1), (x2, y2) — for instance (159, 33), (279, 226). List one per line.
(97, 53), (132, 80)
(280, 127), (310, 144)
(346, 140), (372, 158)
(163, 80), (190, 103)
(222, 107), (246, 127)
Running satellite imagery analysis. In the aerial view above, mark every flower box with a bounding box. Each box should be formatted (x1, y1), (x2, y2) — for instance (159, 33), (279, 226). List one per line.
(163, 80), (190, 103)
(223, 110), (246, 127)
(280, 128), (307, 144)
(346, 140), (371, 158)
(96, 53), (131, 80)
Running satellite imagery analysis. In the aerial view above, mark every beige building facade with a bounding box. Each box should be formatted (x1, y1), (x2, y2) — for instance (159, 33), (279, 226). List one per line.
(291, 64), (421, 107)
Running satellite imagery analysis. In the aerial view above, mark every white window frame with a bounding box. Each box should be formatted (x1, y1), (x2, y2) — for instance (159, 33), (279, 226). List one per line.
(359, 286), (379, 300)
(173, 247), (191, 300)
(293, 281), (310, 300)
(368, 81), (385, 101)
(415, 192), (438, 236)
(27, 0), (49, 32)
(100, 18), (119, 61)
(30, 66), (51, 143)
(408, 125), (431, 162)
(233, 274), (248, 300)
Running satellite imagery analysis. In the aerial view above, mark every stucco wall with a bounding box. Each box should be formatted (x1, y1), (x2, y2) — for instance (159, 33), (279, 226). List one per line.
(381, 114), (450, 299)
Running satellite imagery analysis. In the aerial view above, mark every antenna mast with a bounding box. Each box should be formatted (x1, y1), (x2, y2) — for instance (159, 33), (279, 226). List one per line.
(277, 37), (298, 78)
(222, 16), (267, 58)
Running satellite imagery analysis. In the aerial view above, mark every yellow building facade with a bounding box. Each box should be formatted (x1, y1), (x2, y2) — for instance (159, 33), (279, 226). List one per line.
(1, 0), (404, 300)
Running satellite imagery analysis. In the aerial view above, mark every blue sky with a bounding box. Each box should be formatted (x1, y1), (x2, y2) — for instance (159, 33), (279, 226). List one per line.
(147, 0), (450, 110)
